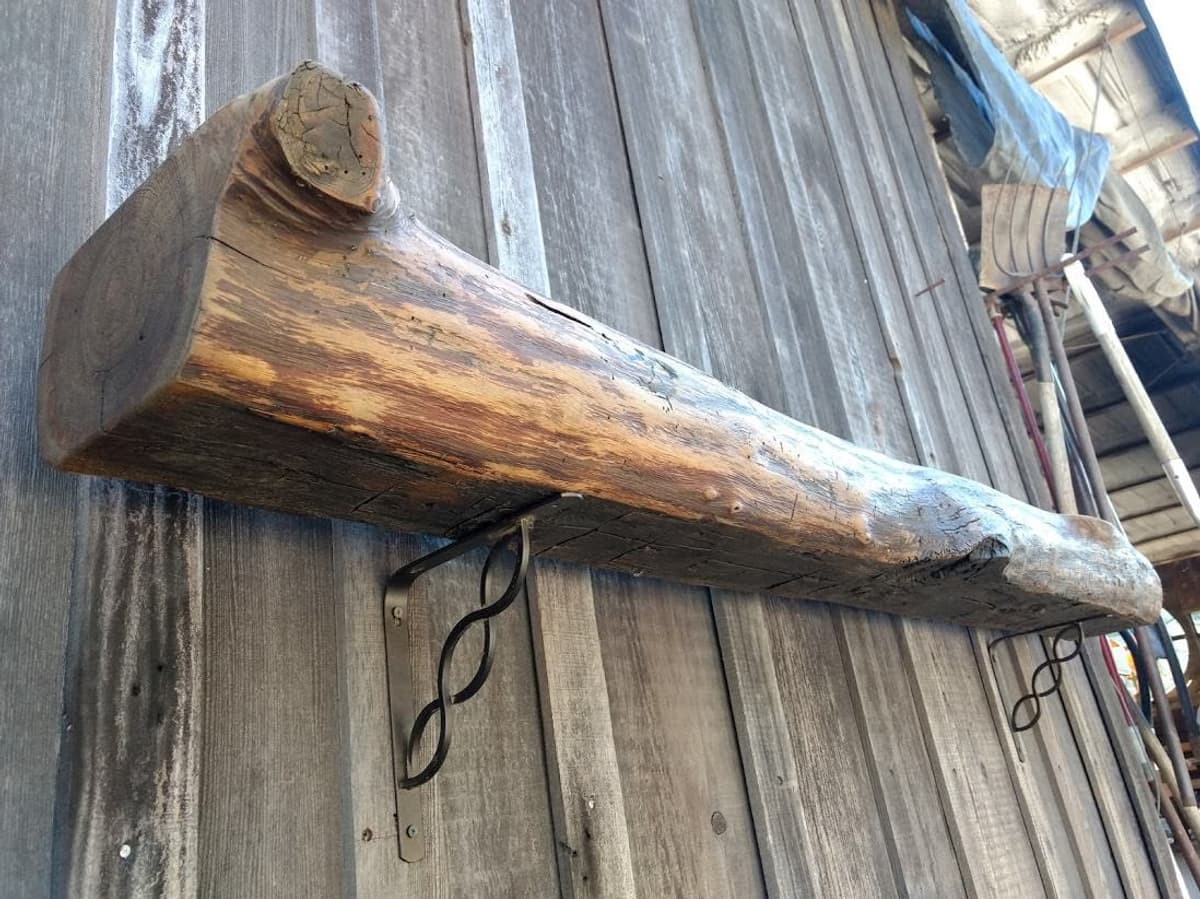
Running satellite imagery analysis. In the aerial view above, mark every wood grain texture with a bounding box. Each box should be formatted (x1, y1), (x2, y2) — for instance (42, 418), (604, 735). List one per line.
(825, 1), (1083, 893)
(463, 3), (632, 894)
(56, 485), (203, 899)
(197, 7), (348, 896)
(784, 0), (1071, 895)
(2, 2), (1174, 897)
(0, 0), (113, 894)
(513, 2), (763, 894)
(527, 562), (635, 899)
(686, 0), (916, 892)
(863, 2), (1174, 894)
(197, 505), (344, 897)
(328, 4), (560, 896)
(39, 65), (1160, 633)
(54, 1), (206, 895)
(593, 573), (764, 898)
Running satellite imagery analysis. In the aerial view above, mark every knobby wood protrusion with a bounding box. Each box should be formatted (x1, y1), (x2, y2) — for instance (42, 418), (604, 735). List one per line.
(39, 62), (1161, 633)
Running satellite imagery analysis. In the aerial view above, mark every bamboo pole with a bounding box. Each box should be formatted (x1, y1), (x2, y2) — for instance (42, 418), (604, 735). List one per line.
(1063, 260), (1200, 529)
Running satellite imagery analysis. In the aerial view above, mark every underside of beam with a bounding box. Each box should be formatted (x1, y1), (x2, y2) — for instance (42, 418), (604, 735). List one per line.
(38, 63), (1161, 633)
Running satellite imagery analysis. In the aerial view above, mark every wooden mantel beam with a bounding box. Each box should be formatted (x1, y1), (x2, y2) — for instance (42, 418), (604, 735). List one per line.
(38, 63), (1161, 633)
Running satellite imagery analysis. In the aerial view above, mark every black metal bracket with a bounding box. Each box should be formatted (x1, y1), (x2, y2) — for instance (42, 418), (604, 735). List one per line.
(382, 492), (581, 862)
(987, 618), (1093, 734)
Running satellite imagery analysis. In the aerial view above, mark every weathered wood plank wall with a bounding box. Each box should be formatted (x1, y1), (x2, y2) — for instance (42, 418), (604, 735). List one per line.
(0, 0), (1177, 896)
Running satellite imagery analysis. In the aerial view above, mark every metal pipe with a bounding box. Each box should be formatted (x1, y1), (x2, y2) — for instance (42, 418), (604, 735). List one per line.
(1063, 260), (1200, 528)
(1136, 624), (1198, 807)
(990, 310), (1054, 487)
(1155, 778), (1200, 887)
(1158, 616), (1197, 744)
(1033, 278), (1116, 521)
(1038, 263), (1199, 810)
(1017, 290), (1075, 513)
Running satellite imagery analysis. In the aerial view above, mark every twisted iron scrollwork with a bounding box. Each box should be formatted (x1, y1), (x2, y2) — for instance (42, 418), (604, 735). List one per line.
(989, 619), (1086, 733)
(383, 493), (580, 861)
(398, 522), (531, 789)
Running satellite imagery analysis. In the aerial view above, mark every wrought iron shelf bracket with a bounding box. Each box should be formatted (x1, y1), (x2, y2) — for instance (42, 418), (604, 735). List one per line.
(988, 618), (1093, 735)
(382, 492), (582, 862)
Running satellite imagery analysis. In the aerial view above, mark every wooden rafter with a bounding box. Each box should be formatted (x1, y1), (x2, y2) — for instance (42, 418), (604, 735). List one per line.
(1120, 132), (1200, 175)
(1008, 3), (1145, 85)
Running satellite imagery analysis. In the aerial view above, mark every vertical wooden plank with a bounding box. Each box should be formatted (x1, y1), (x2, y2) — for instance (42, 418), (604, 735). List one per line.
(710, 599), (821, 899)
(56, 486), (203, 899)
(687, 0), (979, 894)
(526, 563), (636, 899)
(814, 9), (1071, 890)
(0, 1), (110, 888)
(513, 2), (764, 895)
(775, 0), (1098, 894)
(1080, 643), (1184, 899)
(54, 4), (206, 895)
(1057, 656), (1169, 899)
(462, 0), (546, 286)
(862, 1), (1171, 895)
(196, 510), (343, 897)
(595, 574), (764, 897)
(510, 0), (659, 348)
(862, 0), (1045, 507)
(599, 0), (894, 895)
(331, 3), (560, 896)
(198, 5), (345, 896)
(462, 2), (633, 895)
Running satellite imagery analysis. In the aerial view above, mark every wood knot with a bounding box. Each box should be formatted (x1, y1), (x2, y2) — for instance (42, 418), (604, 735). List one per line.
(272, 61), (386, 214)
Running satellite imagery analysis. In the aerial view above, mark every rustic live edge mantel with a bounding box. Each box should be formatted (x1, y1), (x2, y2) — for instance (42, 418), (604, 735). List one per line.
(38, 62), (1160, 633)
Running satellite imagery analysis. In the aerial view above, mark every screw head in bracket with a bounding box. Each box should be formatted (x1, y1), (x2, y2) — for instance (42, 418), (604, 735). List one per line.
(405, 824), (418, 838)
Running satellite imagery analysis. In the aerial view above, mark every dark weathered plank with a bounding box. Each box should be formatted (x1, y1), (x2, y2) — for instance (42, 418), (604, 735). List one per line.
(514, 2), (762, 893)
(1087, 382), (1200, 458)
(57, 486), (202, 898)
(198, 5), (345, 896)
(1101, 429), (1200, 491)
(0, 0), (112, 894)
(54, 2), (206, 896)
(1112, 470), (1199, 519)
(594, 573), (764, 897)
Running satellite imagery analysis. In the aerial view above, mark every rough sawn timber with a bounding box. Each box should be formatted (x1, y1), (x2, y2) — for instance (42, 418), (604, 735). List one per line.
(39, 62), (1160, 633)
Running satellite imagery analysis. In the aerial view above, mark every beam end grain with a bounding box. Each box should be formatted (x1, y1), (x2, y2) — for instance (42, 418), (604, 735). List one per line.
(38, 64), (1162, 632)
(271, 61), (389, 215)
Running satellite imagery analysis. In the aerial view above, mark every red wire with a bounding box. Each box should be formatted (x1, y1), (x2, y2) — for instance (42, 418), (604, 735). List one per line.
(991, 314), (1055, 494)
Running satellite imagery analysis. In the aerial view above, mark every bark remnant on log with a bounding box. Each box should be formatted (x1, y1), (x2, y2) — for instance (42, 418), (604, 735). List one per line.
(39, 62), (1161, 633)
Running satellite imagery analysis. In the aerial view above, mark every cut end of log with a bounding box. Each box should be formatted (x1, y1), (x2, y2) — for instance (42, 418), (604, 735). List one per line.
(270, 61), (386, 214)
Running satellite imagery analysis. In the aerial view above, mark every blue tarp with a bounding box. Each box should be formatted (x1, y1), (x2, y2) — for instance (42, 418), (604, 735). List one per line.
(908, 0), (1110, 230)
